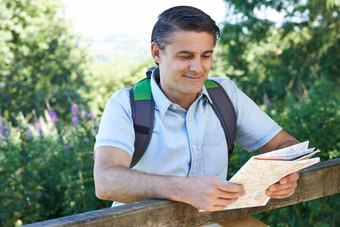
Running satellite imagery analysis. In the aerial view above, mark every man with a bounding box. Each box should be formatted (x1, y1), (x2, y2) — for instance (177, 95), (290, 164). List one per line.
(94, 6), (299, 214)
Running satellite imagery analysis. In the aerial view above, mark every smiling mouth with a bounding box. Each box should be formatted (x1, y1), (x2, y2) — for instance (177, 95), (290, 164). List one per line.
(183, 75), (202, 80)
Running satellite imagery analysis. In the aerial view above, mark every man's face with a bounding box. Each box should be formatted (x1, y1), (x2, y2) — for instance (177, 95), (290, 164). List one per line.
(154, 31), (214, 106)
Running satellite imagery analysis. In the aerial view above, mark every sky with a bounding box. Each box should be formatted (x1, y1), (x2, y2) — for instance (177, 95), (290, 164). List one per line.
(62, 0), (228, 60)
(61, 0), (287, 61)
(63, 0), (227, 39)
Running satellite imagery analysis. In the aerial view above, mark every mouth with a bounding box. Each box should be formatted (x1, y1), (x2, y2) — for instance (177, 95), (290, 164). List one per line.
(183, 75), (203, 80)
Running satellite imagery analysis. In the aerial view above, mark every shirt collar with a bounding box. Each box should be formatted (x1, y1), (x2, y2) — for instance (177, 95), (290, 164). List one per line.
(201, 83), (213, 104)
(150, 68), (213, 116)
(150, 68), (172, 117)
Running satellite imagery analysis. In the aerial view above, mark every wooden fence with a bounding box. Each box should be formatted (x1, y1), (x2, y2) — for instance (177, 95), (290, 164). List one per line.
(25, 158), (340, 227)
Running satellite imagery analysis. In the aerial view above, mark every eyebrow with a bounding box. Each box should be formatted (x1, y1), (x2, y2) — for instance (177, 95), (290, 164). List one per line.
(176, 50), (214, 55)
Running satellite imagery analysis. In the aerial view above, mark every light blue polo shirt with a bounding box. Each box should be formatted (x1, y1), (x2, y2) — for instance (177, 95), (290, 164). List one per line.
(94, 71), (281, 180)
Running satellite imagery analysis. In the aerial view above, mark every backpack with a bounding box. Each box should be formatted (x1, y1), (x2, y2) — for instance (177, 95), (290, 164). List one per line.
(129, 67), (236, 168)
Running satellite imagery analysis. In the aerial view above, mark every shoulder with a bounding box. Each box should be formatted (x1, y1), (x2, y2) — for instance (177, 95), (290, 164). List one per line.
(103, 88), (132, 116)
(106, 88), (131, 107)
(207, 77), (239, 104)
(95, 88), (135, 155)
(208, 77), (238, 93)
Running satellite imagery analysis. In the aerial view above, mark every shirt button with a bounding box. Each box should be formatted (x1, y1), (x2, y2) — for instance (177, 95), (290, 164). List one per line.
(188, 117), (192, 121)
(192, 145), (197, 150)
(172, 105), (177, 110)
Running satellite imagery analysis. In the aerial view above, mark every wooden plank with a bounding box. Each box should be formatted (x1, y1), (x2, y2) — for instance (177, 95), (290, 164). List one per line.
(24, 158), (340, 227)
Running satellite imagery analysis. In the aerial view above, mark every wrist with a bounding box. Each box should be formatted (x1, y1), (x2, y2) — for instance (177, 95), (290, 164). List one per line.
(158, 176), (187, 203)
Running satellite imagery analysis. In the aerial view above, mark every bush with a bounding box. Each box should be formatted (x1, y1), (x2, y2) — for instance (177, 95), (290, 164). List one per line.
(0, 0), (91, 123)
(0, 106), (110, 226)
(253, 77), (340, 226)
(274, 78), (340, 161)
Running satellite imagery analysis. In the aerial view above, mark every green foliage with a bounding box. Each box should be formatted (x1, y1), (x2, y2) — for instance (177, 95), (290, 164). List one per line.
(0, 0), (339, 225)
(223, 0), (340, 225)
(228, 78), (340, 226)
(220, 0), (339, 107)
(0, 108), (110, 226)
(86, 56), (155, 113)
(227, 78), (340, 225)
(257, 78), (339, 226)
(275, 78), (340, 160)
(253, 194), (340, 227)
(0, 0), (91, 123)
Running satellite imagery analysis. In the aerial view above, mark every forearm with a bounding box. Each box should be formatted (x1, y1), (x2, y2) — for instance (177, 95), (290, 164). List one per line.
(94, 165), (246, 212)
(259, 130), (299, 153)
(260, 131), (300, 199)
(93, 147), (245, 211)
(94, 165), (181, 203)
(276, 138), (299, 149)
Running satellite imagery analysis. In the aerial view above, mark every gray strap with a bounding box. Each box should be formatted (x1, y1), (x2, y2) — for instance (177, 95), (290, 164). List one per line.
(206, 81), (236, 158)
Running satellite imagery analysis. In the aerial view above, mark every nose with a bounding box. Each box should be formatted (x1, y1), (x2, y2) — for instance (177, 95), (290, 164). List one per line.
(189, 57), (203, 74)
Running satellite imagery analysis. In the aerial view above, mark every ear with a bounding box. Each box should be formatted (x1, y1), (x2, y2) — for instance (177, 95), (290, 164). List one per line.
(151, 42), (162, 64)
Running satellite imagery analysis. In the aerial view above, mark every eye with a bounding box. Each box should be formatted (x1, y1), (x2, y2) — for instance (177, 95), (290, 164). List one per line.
(202, 55), (211, 59)
(180, 55), (192, 59)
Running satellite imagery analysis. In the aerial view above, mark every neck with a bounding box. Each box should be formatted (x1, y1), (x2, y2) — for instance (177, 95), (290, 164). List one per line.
(157, 82), (198, 110)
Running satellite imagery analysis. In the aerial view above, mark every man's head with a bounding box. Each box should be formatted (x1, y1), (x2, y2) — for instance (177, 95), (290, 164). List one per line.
(150, 6), (219, 109)
(151, 6), (220, 51)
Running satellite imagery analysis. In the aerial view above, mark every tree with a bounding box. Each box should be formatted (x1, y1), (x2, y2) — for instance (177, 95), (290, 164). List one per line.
(219, 0), (339, 106)
(221, 1), (340, 225)
(0, 0), (91, 122)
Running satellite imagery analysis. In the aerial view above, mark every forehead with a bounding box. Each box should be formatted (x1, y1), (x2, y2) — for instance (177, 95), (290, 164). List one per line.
(165, 31), (214, 52)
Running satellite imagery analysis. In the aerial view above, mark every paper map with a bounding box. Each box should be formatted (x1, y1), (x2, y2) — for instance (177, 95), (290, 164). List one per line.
(224, 141), (320, 210)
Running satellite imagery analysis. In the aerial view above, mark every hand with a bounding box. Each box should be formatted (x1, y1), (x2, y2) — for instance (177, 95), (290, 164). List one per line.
(266, 172), (299, 199)
(174, 176), (245, 212)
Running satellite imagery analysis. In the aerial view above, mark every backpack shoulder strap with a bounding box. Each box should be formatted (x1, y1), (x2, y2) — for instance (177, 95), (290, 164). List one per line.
(130, 73), (236, 167)
(204, 79), (236, 158)
(129, 77), (155, 168)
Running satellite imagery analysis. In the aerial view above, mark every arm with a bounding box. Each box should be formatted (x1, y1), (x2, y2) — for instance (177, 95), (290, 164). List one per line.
(258, 129), (299, 153)
(94, 146), (245, 211)
(258, 130), (300, 199)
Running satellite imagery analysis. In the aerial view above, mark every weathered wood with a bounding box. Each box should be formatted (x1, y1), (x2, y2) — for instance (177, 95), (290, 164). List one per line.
(24, 158), (340, 227)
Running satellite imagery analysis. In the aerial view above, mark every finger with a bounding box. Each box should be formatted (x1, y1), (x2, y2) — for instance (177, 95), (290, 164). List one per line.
(266, 182), (297, 198)
(210, 197), (239, 206)
(217, 181), (245, 194)
(269, 181), (297, 192)
(211, 200), (237, 211)
(268, 173), (299, 192)
(269, 188), (296, 198)
(279, 172), (299, 184)
(217, 190), (245, 200)
(199, 198), (238, 212)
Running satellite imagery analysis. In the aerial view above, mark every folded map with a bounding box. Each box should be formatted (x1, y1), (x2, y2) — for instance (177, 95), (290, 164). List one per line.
(224, 141), (320, 210)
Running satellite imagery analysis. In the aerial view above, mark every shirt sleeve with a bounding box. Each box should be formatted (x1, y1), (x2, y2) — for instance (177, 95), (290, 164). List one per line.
(213, 78), (282, 152)
(94, 88), (135, 157)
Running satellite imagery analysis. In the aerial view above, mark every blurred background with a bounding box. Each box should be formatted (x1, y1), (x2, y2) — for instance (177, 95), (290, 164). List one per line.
(0, 0), (339, 226)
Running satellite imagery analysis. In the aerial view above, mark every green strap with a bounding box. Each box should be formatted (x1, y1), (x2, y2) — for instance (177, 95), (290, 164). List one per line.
(204, 79), (219, 89)
(133, 78), (152, 101)
(134, 78), (217, 101)
(130, 76), (235, 167)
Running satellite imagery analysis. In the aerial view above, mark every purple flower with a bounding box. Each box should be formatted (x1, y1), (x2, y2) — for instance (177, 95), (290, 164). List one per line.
(71, 104), (79, 116)
(0, 123), (8, 137)
(34, 122), (42, 135)
(71, 104), (79, 125)
(84, 137), (88, 143)
(265, 98), (271, 105)
(90, 112), (97, 120)
(48, 111), (59, 124)
(80, 110), (88, 119)
(72, 116), (79, 125)
(65, 145), (72, 150)
(25, 130), (33, 138)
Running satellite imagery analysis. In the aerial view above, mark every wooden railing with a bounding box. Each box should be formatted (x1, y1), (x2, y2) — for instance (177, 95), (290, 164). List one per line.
(25, 158), (340, 227)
